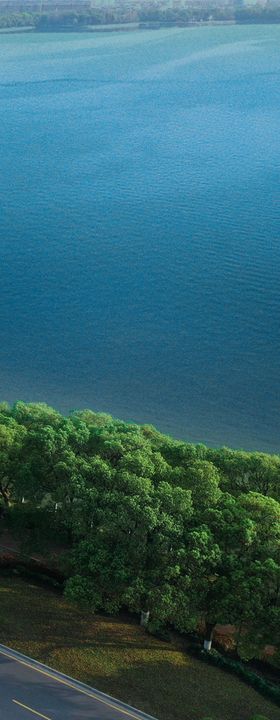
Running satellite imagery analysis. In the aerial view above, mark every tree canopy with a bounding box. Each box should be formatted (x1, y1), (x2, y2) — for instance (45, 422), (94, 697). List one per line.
(1, 401), (279, 661)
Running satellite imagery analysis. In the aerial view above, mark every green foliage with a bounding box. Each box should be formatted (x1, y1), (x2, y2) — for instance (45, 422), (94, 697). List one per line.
(0, 3), (280, 33)
(196, 648), (280, 707)
(0, 401), (279, 668)
(174, 460), (222, 510)
(146, 619), (170, 641)
(7, 504), (66, 552)
(65, 575), (102, 611)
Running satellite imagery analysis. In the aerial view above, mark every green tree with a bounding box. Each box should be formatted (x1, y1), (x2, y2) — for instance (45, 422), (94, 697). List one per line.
(191, 493), (280, 654)
(66, 476), (194, 623)
(172, 460), (221, 512)
(0, 416), (26, 507)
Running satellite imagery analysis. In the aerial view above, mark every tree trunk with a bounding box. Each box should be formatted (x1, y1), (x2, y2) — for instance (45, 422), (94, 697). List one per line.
(203, 621), (216, 651)
(0, 485), (10, 507)
(140, 610), (150, 628)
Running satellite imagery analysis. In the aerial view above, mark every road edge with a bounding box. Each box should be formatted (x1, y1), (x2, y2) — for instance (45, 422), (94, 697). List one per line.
(0, 643), (157, 720)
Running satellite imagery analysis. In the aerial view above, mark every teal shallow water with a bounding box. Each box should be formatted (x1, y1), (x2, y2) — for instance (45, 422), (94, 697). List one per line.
(0, 26), (279, 451)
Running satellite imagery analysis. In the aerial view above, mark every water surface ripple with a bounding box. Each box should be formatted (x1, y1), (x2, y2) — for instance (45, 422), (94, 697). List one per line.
(0, 26), (279, 451)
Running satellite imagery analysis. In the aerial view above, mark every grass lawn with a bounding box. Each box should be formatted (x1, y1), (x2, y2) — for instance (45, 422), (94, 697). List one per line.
(0, 576), (278, 720)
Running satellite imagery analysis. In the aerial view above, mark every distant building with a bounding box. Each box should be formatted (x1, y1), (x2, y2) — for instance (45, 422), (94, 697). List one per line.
(0, 0), (92, 12)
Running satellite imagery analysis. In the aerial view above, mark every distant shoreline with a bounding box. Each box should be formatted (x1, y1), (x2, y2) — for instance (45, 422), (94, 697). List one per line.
(1, 19), (280, 35)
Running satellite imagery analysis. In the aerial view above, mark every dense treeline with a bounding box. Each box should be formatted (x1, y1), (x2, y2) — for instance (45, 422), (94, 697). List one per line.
(1, 4), (280, 30)
(0, 401), (279, 665)
(0, 11), (38, 28)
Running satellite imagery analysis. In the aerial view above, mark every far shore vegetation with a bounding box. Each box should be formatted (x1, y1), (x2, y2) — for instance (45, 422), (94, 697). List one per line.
(0, 2), (280, 32)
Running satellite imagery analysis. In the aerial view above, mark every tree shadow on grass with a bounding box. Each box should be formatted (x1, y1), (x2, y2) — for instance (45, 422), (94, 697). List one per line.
(72, 656), (280, 720)
(1, 580), (279, 720)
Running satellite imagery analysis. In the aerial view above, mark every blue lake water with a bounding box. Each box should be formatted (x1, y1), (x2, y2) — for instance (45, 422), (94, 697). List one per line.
(0, 26), (279, 452)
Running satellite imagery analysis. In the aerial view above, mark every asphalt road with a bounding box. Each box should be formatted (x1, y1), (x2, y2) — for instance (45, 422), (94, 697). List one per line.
(0, 645), (156, 720)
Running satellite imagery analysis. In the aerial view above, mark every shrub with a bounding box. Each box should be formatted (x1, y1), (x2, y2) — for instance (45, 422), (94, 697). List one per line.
(191, 647), (280, 707)
(0, 555), (65, 590)
(146, 620), (171, 642)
